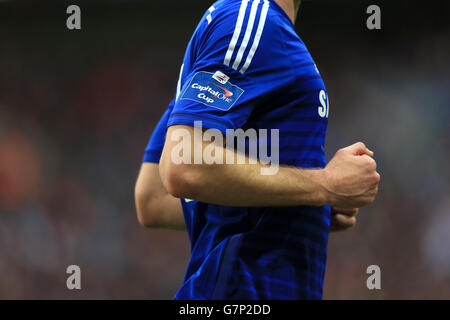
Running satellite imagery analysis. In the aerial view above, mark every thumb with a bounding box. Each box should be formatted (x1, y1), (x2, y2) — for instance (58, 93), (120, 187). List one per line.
(347, 142), (373, 157)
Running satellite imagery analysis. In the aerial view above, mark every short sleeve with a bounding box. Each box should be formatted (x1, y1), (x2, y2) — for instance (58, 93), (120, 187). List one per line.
(142, 99), (175, 163)
(167, 5), (294, 134)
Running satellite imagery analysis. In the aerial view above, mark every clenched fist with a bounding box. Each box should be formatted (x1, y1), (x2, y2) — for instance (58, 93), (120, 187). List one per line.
(323, 142), (380, 209)
(329, 207), (359, 232)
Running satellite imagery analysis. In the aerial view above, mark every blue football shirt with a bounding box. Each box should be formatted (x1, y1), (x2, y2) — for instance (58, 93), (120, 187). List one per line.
(143, 0), (331, 299)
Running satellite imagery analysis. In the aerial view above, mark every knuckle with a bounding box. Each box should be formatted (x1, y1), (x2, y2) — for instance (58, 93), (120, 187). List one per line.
(372, 159), (377, 170)
(345, 216), (356, 225)
(356, 141), (366, 149)
(366, 157), (377, 170)
(370, 187), (378, 198)
(361, 155), (373, 167)
(374, 172), (381, 183)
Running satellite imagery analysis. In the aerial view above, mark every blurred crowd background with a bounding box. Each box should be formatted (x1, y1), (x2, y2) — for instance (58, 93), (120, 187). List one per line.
(0, 0), (449, 299)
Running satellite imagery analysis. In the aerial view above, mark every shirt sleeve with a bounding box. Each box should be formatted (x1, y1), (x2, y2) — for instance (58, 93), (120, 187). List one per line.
(142, 99), (175, 163)
(167, 6), (294, 134)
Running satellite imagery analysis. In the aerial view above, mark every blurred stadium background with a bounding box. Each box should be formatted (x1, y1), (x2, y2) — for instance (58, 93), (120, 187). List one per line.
(0, 0), (449, 299)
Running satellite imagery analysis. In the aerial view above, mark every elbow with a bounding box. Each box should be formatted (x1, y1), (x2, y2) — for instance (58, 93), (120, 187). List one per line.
(159, 160), (201, 200)
(136, 212), (154, 229)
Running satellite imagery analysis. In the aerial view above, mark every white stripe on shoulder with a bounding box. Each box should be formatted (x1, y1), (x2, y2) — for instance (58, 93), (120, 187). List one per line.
(232, 0), (261, 70)
(239, 0), (270, 74)
(224, 0), (249, 66)
(206, 6), (215, 24)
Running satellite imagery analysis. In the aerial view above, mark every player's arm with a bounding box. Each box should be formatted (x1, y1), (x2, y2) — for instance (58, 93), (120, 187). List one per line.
(329, 207), (359, 232)
(159, 125), (380, 209)
(135, 162), (185, 231)
(134, 100), (186, 231)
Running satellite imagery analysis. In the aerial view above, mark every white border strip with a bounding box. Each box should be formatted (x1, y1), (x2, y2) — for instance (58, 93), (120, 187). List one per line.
(224, 0), (249, 66)
(240, 0), (269, 74)
(232, 0), (261, 70)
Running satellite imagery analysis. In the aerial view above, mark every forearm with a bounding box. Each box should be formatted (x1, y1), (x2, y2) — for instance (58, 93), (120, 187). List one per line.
(173, 162), (326, 207)
(160, 126), (329, 207)
(135, 163), (186, 231)
(144, 193), (185, 231)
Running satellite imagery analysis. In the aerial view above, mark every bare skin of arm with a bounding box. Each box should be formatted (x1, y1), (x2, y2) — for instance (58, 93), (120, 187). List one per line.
(135, 162), (185, 231)
(134, 125), (379, 231)
(135, 163), (363, 232)
(134, 164), (363, 232)
(159, 125), (380, 209)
